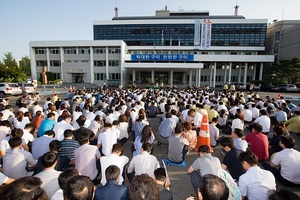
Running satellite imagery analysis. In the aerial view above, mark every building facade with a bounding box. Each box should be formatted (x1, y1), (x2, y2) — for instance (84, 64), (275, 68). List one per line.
(30, 9), (274, 87)
(265, 20), (300, 62)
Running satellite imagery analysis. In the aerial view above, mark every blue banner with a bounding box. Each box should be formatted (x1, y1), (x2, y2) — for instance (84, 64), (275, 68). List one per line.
(131, 54), (194, 61)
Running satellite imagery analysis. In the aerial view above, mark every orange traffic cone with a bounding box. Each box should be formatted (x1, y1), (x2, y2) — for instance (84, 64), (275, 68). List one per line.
(194, 114), (211, 152)
(277, 94), (282, 100)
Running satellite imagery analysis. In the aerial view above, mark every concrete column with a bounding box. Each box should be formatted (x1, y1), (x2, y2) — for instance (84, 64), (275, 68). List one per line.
(60, 47), (64, 82)
(210, 67), (213, 87)
(151, 70), (154, 84)
(197, 69), (201, 87)
(183, 72), (186, 84)
(90, 47), (94, 84)
(46, 48), (50, 71)
(243, 62), (248, 84)
(105, 47), (109, 80)
(228, 62), (232, 84)
(133, 69), (136, 83)
(170, 70), (173, 88)
(259, 63), (263, 80)
(238, 65), (242, 83)
(189, 69), (192, 87)
(213, 62), (217, 88)
(224, 65), (227, 84)
(253, 64), (257, 81)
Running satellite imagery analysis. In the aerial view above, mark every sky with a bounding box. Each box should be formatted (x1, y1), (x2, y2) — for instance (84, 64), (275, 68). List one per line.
(1, 0), (300, 59)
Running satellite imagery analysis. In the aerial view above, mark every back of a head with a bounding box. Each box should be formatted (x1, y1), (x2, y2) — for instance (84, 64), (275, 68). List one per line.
(220, 137), (234, 149)
(63, 175), (94, 200)
(233, 128), (244, 138)
(44, 130), (55, 137)
(11, 128), (23, 138)
(77, 132), (89, 145)
(268, 189), (300, 200)
(142, 143), (152, 153)
(112, 143), (123, 154)
(76, 115), (86, 126)
(174, 124), (183, 134)
(154, 168), (167, 182)
(41, 152), (58, 168)
(49, 140), (62, 153)
(238, 151), (258, 166)
(198, 145), (210, 153)
(0, 176), (48, 200)
(129, 174), (159, 200)
(199, 174), (229, 200)
(9, 137), (22, 149)
(58, 168), (80, 190)
(64, 129), (74, 138)
(105, 165), (120, 182)
(280, 135), (296, 149)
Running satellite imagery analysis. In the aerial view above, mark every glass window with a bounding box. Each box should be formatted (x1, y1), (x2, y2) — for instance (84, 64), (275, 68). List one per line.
(78, 48), (90, 54)
(64, 48), (76, 54)
(49, 48), (60, 54)
(36, 60), (47, 66)
(94, 60), (106, 67)
(35, 48), (46, 54)
(93, 47), (106, 54)
(50, 60), (61, 66)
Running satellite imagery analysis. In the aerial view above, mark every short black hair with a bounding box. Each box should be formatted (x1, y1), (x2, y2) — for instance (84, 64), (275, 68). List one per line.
(280, 135), (296, 148)
(58, 168), (79, 190)
(63, 175), (94, 200)
(142, 143), (152, 152)
(49, 140), (62, 152)
(41, 152), (58, 168)
(45, 130), (55, 137)
(154, 168), (166, 182)
(9, 137), (22, 149)
(220, 137), (235, 149)
(252, 123), (263, 132)
(64, 129), (73, 138)
(233, 128), (244, 138)
(198, 145), (210, 153)
(105, 165), (120, 181)
(238, 151), (258, 166)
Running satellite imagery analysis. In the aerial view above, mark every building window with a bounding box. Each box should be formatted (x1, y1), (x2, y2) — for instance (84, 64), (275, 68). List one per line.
(53, 73), (61, 79)
(49, 48), (60, 54)
(78, 48), (90, 54)
(94, 60), (106, 67)
(64, 48), (76, 54)
(94, 73), (105, 80)
(50, 60), (61, 66)
(109, 73), (121, 80)
(108, 47), (120, 54)
(109, 60), (119, 66)
(36, 60), (47, 66)
(35, 48), (46, 54)
(93, 47), (106, 54)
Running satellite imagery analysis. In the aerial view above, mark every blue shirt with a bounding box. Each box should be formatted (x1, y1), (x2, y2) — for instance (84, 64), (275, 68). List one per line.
(37, 118), (56, 137)
(94, 180), (128, 200)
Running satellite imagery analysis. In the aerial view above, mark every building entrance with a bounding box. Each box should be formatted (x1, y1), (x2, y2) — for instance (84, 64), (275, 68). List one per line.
(72, 73), (85, 83)
(155, 72), (169, 84)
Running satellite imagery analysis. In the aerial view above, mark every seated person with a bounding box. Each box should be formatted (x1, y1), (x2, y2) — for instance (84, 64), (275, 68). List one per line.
(94, 165), (128, 200)
(154, 168), (173, 200)
(167, 124), (189, 164)
(262, 135), (300, 187)
(63, 175), (95, 200)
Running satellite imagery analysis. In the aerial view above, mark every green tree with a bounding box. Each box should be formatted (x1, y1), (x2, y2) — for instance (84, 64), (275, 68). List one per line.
(0, 52), (22, 81)
(269, 57), (300, 83)
(19, 56), (31, 77)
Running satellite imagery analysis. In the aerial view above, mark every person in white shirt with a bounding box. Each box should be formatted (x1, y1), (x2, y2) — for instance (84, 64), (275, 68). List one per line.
(97, 123), (118, 156)
(238, 151), (276, 200)
(0, 172), (14, 185)
(254, 109), (271, 134)
(3, 137), (36, 179)
(1, 105), (15, 121)
(75, 132), (101, 183)
(22, 123), (35, 145)
(13, 111), (30, 129)
(43, 97), (53, 111)
(34, 152), (61, 199)
(52, 114), (74, 141)
(100, 143), (129, 186)
(127, 143), (160, 183)
(31, 101), (44, 117)
(94, 105), (106, 121)
(262, 135), (300, 187)
(51, 168), (79, 200)
(242, 105), (253, 123)
(32, 130), (55, 160)
(249, 104), (260, 120)
(231, 128), (248, 152)
(0, 120), (12, 141)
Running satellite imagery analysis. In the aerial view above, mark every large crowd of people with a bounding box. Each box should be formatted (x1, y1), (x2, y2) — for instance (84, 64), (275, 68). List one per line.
(0, 85), (300, 200)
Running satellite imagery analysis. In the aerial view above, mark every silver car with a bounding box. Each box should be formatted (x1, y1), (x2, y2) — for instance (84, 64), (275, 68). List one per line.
(0, 83), (22, 97)
(279, 84), (298, 92)
(18, 82), (37, 94)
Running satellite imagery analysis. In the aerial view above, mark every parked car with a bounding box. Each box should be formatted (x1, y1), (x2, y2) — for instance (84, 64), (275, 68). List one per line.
(261, 84), (280, 92)
(279, 84), (298, 92)
(18, 82), (37, 94)
(0, 83), (22, 98)
(247, 84), (261, 91)
(235, 83), (247, 91)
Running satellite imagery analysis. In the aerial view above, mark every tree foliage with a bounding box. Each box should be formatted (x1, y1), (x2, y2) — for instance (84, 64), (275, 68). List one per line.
(268, 57), (300, 84)
(0, 52), (31, 82)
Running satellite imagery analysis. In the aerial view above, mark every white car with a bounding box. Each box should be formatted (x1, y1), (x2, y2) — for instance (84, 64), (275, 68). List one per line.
(18, 82), (37, 94)
(0, 83), (22, 97)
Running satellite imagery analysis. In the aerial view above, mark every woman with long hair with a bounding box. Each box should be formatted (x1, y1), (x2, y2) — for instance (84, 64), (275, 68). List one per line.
(181, 122), (197, 151)
(118, 114), (129, 145)
(132, 125), (155, 156)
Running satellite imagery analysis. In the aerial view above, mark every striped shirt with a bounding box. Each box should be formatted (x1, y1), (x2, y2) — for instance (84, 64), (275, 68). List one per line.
(59, 139), (80, 160)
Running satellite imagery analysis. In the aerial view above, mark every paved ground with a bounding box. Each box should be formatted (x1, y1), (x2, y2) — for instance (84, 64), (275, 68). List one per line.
(5, 86), (300, 199)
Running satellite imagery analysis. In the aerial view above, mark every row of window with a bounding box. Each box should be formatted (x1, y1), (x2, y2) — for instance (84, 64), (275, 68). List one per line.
(200, 75), (253, 82)
(34, 47), (121, 55)
(94, 73), (121, 80)
(36, 60), (119, 67)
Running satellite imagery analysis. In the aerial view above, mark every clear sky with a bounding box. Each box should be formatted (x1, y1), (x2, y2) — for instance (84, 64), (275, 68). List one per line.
(1, 0), (300, 59)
